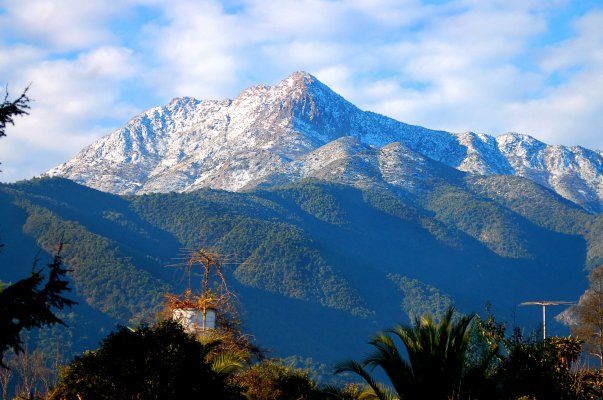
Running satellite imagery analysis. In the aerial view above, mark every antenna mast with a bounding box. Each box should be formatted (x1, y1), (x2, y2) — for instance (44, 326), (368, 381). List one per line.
(166, 248), (236, 335)
(520, 301), (574, 339)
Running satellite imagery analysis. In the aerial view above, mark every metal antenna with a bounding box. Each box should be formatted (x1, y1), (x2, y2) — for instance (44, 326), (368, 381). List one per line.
(519, 301), (574, 340)
(165, 247), (252, 335)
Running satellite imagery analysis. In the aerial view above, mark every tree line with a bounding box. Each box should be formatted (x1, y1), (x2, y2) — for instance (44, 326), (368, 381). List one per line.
(3, 296), (602, 400)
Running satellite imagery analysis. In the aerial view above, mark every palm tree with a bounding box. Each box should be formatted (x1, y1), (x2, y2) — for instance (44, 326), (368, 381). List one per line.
(195, 329), (255, 378)
(335, 307), (474, 400)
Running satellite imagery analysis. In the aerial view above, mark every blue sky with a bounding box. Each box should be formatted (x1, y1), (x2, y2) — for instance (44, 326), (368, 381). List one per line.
(1, 0), (602, 182)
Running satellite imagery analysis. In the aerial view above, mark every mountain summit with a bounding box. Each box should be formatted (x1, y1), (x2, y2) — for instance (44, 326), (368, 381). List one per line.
(47, 72), (603, 212)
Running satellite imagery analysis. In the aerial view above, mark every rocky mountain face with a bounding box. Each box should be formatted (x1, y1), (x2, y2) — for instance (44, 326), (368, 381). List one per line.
(47, 72), (603, 212)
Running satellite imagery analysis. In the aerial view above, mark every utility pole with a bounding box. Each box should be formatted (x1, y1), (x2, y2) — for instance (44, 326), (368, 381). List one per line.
(520, 301), (574, 340)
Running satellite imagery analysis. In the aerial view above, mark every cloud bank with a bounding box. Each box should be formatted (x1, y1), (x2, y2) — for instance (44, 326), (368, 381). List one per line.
(1, 0), (602, 181)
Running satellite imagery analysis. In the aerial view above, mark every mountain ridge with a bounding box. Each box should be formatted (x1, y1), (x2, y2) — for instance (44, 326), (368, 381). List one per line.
(2, 175), (597, 364)
(46, 71), (603, 212)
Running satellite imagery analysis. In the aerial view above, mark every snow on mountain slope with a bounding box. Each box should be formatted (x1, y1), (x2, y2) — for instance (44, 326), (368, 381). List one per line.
(46, 72), (603, 212)
(496, 133), (603, 212)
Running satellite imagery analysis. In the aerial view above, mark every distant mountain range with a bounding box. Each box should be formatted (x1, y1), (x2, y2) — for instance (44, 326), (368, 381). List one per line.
(2, 72), (602, 368)
(46, 72), (603, 213)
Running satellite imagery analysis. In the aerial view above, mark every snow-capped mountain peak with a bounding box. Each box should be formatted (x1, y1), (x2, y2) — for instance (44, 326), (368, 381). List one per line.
(46, 72), (603, 212)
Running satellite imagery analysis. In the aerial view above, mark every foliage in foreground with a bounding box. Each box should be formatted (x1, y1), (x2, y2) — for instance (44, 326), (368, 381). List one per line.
(232, 359), (323, 400)
(49, 317), (326, 400)
(334, 307), (474, 400)
(0, 249), (75, 368)
(49, 320), (242, 400)
(19, 304), (603, 400)
(330, 306), (603, 400)
(0, 86), (30, 139)
(567, 265), (603, 369)
(462, 309), (599, 400)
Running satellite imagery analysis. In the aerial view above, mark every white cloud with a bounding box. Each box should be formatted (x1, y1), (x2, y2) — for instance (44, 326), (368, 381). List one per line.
(23, 47), (140, 120)
(505, 10), (603, 148)
(333, 1), (549, 134)
(0, 0), (125, 51)
(245, 0), (353, 39)
(539, 10), (603, 72)
(346, 0), (435, 27)
(0, 45), (142, 181)
(508, 90), (602, 148)
(138, 1), (242, 99)
(312, 65), (358, 102)
(0, 44), (45, 79)
(138, 0), (432, 100)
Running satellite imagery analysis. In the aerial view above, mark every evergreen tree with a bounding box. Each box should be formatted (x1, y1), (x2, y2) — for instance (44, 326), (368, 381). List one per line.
(0, 250), (75, 368)
(1, 87), (76, 369)
(0, 86), (30, 139)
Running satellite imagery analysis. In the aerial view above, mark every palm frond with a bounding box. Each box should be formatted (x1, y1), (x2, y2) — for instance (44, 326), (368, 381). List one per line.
(364, 332), (413, 397)
(210, 351), (247, 375)
(337, 306), (474, 400)
(334, 360), (397, 400)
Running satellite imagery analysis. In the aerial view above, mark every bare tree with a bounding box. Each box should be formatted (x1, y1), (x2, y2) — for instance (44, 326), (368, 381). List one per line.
(14, 341), (33, 400)
(569, 265), (603, 370)
(0, 357), (13, 400)
(8, 339), (53, 400)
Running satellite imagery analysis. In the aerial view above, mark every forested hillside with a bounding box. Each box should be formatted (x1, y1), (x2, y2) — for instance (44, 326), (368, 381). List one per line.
(1, 176), (600, 364)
